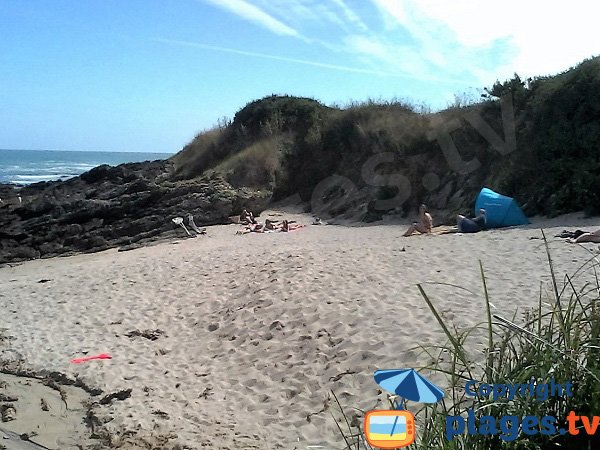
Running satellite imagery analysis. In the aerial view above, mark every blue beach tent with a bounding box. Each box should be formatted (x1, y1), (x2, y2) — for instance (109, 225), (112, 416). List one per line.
(474, 188), (529, 229)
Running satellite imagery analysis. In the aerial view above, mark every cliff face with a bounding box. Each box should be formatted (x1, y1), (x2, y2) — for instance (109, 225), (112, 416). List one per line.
(1, 56), (599, 264)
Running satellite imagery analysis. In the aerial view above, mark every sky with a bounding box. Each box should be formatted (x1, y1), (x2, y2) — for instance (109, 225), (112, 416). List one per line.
(1, 1), (599, 153)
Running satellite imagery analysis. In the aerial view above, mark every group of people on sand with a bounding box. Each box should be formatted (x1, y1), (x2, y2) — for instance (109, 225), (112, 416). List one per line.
(403, 204), (487, 237)
(237, 209), (305, 234)
(403, 204), (600, 244)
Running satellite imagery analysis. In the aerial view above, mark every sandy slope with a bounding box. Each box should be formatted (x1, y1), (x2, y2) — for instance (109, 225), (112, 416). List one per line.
(1, 211), (599, 449)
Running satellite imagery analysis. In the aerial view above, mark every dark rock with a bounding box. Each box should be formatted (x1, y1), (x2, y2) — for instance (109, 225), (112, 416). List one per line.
(125, 329), (165, 341)
(99, 389), (132, 405)
(0, 404), (16, 422)
(0, 159), (268, 265)
(9, 246), (40, 261)
(118, 243), (142, 252)
(429, 180), (455, 209)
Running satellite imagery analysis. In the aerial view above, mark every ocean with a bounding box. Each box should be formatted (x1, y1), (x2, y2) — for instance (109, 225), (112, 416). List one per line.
(0, 149), (174, 185)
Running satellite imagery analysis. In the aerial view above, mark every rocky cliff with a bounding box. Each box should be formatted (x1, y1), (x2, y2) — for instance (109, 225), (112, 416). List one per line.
(0, 161), (269, 264)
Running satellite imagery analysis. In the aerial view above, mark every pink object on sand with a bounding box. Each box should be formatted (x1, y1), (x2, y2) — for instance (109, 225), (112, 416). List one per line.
(70, 353), (112, 364)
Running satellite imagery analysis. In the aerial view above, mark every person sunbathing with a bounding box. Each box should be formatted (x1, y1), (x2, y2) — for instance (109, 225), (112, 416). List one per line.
(236, 222), (264, 235)
(264, 219), (280, 231)
(567, 229), (600, 243)
(281, 220), (304, 232)
(457, 208), (486, 233)
(403, 204), (433, 236)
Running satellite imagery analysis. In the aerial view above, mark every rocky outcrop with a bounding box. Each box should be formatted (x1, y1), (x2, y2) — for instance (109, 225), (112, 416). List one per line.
(0, 160), (269, 264)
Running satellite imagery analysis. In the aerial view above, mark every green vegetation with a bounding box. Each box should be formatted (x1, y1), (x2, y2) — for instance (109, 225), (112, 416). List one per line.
(413, 237), (600, 449)
(170, 56), (600, 220)
(331, 234), (600, 449)
(486, 57), (600, 216)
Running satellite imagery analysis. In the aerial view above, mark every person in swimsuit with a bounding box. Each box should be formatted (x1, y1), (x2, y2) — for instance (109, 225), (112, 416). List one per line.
(264, 219), (280, 231)
(403, 204), (433, 236)
(567, 229), (600, 243)
(281, 220), (304, 232)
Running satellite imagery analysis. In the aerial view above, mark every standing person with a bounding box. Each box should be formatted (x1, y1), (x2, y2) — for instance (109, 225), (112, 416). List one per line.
(457, 208), (487, 233)
(403, 204), (433, 237)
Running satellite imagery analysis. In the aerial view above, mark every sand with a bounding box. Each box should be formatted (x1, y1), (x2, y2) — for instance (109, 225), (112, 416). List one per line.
(0, 372), (91, 450)
(1, 210), (599, 449)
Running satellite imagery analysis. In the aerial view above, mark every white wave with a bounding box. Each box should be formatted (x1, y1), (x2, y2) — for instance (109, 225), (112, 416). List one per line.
(9, 174), (75, 184)
(42, 163), (96, 168)
(34, 166), (91, 173)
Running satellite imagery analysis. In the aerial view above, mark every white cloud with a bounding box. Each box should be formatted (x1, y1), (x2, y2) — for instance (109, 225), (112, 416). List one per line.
(345, 35), (390, 62)
(201, 0), (300, 37)
(198, 0), (600, 90)
(206, 0), (370, 37)
(329, 0), (369, 32)
(256, 0), (320, 26)
(344, 34), (469, 85)
(370, 0), (600, 80)
(153, 38), (404, 77)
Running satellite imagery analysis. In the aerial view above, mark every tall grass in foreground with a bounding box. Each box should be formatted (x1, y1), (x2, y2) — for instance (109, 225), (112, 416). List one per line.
(333, 233), (600, 449)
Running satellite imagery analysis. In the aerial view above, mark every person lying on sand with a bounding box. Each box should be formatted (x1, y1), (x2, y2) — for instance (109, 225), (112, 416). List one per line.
(457, 208), (486, 233)
(403, 204), (433, 236)
(557, 229), (587, 239)
(264, 219), (280, 231)
(236, 222), (264, 235)
(567, 229), (600, 243)
(281, 220), (304, 232)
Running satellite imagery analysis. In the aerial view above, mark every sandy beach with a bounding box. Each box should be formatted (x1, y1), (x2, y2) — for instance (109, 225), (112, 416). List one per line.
(1, 210), (600, 449)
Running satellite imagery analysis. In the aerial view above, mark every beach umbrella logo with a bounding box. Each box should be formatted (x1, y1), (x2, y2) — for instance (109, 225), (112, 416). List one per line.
(364, 369), (444, 448)
(374, 368), (444, 407)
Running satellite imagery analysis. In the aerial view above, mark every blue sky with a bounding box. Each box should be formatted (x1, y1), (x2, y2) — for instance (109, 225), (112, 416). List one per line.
(1, 0), (598, 153)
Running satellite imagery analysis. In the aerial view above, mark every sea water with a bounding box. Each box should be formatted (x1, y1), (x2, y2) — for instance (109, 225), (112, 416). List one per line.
(0, 149), (174, 185)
